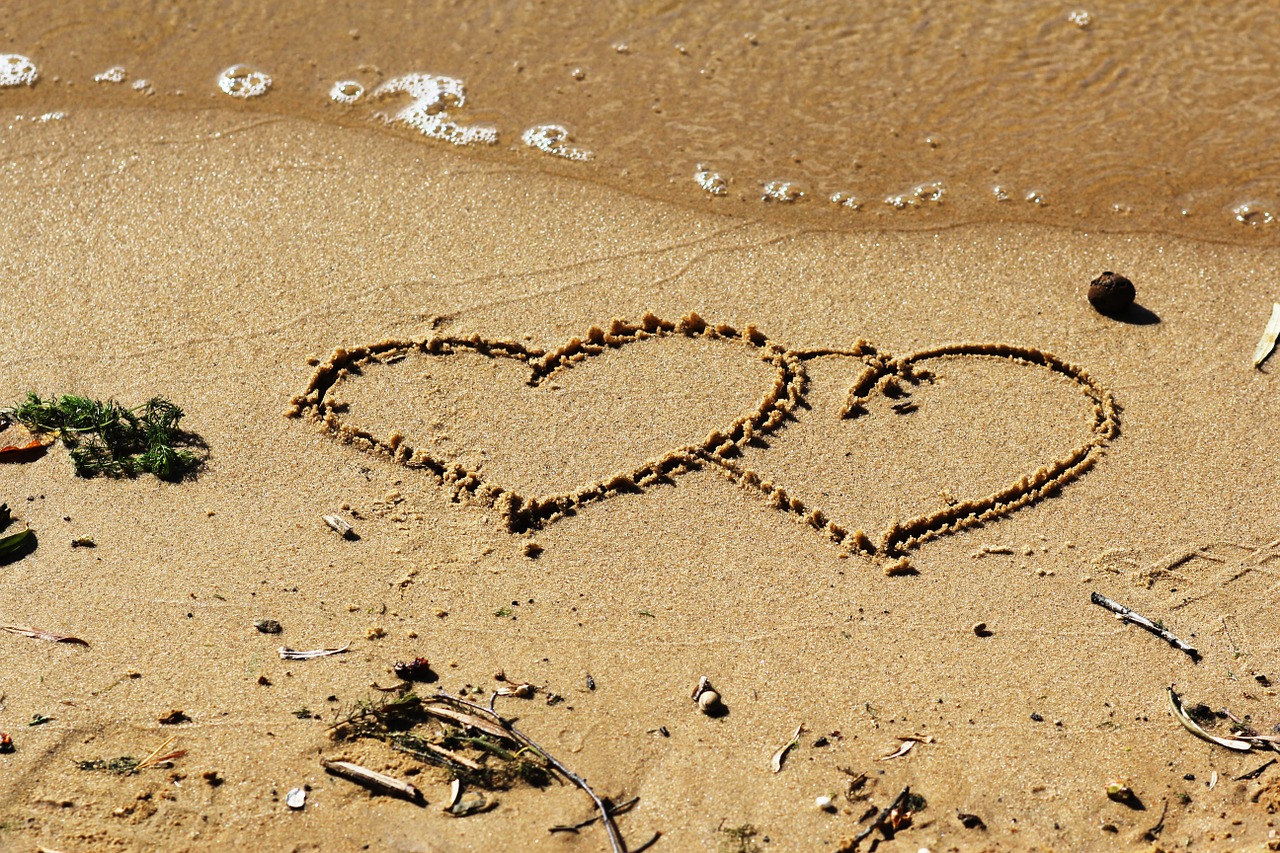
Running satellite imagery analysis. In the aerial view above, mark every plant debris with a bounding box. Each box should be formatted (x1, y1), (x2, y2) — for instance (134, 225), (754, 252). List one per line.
(393, 657), (435, 682)
(330, 690), (632, 852)
(70, 536), (95, 548)
(879, 740), (917, 761)
(77, 756), (140, 775)
(158, 709), (190, 725)
(1168, 687), (1252, 751)
(1253, 302), (1280, 368)
(957, 811), (986, 830)
(1234, 758), (1277, 781)
(838, 785), (923, 851)
(771, 724), (804, 773)
(322, 758), (425, 804)
(254, 619), (283, 634)
(7, 393), (203, 479)
(279, 644), (349, 660)
(2, 624), (88, 646)
(0, 527), (34, 561)
(1091, 592), (1200, 660)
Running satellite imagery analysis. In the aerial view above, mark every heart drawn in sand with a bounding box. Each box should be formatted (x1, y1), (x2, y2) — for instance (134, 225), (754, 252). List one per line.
(288, 313), (1117, 554)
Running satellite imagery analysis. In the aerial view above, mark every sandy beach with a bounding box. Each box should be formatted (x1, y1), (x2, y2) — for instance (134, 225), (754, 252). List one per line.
(2, 4), (1280, 852)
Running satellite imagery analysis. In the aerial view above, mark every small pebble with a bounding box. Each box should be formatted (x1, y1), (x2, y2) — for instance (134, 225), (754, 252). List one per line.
(1087, 271), (1136, 316)
(1030, 712), (1044, 722)
(815, 795), (834, 812)
(698, 690), (722, 714)
(254, 619), (283, 634)
(972, 622), (993, 637)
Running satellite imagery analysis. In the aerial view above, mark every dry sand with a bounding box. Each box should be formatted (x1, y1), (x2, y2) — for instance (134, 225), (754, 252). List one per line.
(2, 5), (1280, 852)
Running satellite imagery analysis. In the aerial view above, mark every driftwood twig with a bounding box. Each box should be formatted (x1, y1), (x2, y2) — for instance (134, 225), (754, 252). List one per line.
(1091, 592), (1200, 660)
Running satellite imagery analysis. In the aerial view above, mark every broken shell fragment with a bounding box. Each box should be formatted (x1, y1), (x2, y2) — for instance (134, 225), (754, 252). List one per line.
(698, 690), (722, 714)
(322, 515), (356, 540)
(286, 787), (307, 809)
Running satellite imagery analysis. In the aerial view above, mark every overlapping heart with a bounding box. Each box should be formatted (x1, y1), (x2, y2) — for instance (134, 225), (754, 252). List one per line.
(288, 313), (1117, 554)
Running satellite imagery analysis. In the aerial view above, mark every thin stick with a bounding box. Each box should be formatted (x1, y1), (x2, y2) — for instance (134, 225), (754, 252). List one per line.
(1090, 592), (1200, 661)
(434, 691), (627, 853)
(550, 796), (640, 833)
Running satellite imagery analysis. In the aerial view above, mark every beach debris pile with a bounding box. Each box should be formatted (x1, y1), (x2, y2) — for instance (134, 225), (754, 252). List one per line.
(327, 688), (639, 851)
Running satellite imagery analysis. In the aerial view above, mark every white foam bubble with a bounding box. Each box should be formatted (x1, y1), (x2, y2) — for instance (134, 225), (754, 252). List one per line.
(1068, 10), (1092, 28)
(829, 191), (861, 209)
(373, 73), (497, 146)
(0, 54), (38, 88)
(694, 165), (728, 196)
(131, 79), (154, 95)
(217, 65), (272, 99)
(522, 124), (592, 161)
(761, 180), (804, 203)
(1024, 190), (1046, 205)
(992, 185), (1010, 202)
(1233, 203), (1274, 226)
(329, 80), (364, 104)
(885, 181), (944, 209)
(93, 66), (127, 84)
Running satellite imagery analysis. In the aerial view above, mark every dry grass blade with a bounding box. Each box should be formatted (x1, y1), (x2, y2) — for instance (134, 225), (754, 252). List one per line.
(1168, 686), (1252, 751)
(421, 703), (512, 741)
(322, 758), (425, 804)
(390, 738), (483, 771)
(279, 644), (349, 660)
(2, 624), (89, 646)
(136, 735), (178, 770)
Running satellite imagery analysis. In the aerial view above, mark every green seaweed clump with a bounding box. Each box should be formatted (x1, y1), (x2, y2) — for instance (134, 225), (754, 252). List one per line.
(8, 393), (203, 480)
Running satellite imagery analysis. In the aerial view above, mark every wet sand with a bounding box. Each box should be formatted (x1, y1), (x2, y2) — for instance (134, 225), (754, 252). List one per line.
(1, 5), (1280, 852)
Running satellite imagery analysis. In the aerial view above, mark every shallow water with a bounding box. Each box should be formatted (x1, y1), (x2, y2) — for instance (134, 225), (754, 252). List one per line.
(5, 1), (1280, 244)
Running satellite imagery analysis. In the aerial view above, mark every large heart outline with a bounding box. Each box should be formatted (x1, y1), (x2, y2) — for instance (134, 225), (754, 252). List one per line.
(287, 313), (1118, 553)
(287, 313), (805, 532)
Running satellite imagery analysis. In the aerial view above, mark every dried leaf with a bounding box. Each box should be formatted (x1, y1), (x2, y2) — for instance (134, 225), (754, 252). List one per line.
(2, 624), (88, 646)
(279, 644), (349, 660)
(0, 439), (47, 462)
(1253, 303), (1280, 368)
(771, 724), (804, 773)
(879, 739), (916, 761)
(0, 527), (32, 559)
(1168, 687), (1252, 752)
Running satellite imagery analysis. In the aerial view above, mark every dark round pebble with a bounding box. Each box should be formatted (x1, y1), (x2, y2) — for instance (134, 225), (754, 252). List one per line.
(1088, 271), (1135, 315)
